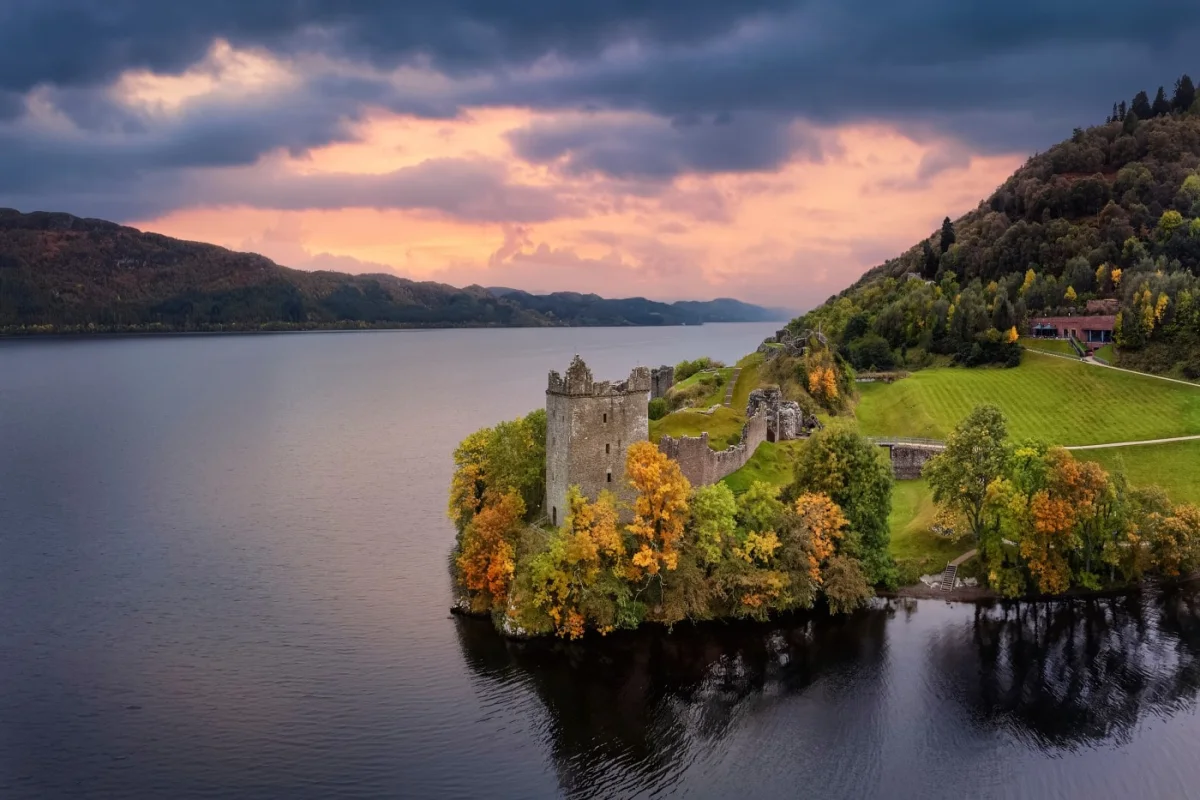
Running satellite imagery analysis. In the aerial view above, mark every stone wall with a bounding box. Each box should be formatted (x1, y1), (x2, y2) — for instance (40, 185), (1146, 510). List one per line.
(886, 444), (941, 480)
(650, 365), (676, 399)
(657, 412), (769, 487)
(546, 356), (651, 526)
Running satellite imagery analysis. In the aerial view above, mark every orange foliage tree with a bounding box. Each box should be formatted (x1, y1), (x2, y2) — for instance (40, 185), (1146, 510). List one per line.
(455, 490), (526, 613)
(625, 441), (691, 580)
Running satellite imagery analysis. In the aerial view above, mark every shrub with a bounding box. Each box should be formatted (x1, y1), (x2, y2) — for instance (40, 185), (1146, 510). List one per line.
(648, 397), (668, 420)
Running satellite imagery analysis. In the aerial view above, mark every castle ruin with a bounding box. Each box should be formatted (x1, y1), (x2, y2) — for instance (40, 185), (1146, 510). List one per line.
(545, 356), (651, 526)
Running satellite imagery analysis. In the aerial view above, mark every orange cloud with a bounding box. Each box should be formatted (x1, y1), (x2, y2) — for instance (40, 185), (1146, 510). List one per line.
(132, 109), (1022, 308)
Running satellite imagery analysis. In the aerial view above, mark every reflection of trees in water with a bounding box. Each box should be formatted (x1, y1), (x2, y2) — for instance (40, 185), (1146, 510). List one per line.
(940, 584), (1200, 749)
(454, 607), (890, 798)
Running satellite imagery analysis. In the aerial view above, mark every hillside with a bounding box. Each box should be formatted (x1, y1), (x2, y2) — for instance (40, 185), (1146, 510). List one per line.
(795, 73), (1200, 378)
(0, 209), (781, 333)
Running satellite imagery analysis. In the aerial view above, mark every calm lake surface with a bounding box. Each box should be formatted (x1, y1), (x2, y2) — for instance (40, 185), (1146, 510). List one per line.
(3, 323), (1200, 799)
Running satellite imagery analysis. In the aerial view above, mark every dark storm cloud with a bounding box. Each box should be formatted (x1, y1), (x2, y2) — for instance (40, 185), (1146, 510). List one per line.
(0, 0), (787, 93)
(2, 0), (1200, 215)
(506, 113), (830, 179)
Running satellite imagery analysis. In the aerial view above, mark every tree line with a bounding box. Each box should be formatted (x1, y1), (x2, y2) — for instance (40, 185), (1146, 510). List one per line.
(448, 415), (896, 638)
(925, 405), (1200, 596)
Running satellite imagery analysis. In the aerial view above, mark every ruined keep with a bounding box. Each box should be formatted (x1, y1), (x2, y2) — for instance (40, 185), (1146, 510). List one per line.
(650, 365), (676, 399)
(545, 356), (651, 526)
(745, 387), (820, 442)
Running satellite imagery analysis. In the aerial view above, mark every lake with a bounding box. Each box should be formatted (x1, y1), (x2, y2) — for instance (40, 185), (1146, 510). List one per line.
(2, 324), (1200, 799)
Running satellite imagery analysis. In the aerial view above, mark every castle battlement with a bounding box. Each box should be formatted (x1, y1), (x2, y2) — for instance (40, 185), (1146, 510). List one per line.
(544, 356), (651, 526)
(547, 355), (651, 396)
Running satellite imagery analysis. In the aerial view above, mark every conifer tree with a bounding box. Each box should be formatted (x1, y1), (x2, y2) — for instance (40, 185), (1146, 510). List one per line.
(1131, 90), (1152, 120)
(1117, 100), (1127, 120)
(1152, 86), (1172, 117)
(1173, 75), (1196, 114)
(939, 217), (956, 254)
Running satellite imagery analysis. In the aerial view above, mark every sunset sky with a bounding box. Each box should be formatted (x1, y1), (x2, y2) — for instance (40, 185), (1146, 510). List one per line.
(2, 2), (1198, 310)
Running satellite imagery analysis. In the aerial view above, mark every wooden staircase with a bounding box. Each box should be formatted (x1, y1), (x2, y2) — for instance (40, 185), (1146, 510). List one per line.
(939, 563), (957, 592)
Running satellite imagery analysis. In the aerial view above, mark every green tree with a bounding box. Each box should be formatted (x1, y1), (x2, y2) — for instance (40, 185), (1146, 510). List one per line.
(924, 405), (1011, 544)
(1122, 110), (1140, 135)
(1131, 90), (1152, 120)
(787, 426), (896, 587)
(1174, 75), (1196, 113)
(939, 216), (956, 254)
(1152, 86), (1172, 116)
(689, 483), (738, 566)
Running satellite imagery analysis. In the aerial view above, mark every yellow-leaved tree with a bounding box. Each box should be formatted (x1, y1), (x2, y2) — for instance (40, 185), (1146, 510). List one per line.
(526, 488), (627, 638)
(626, 441), (691, 579)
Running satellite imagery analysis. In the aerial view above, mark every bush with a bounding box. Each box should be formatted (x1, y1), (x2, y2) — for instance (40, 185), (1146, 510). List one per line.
(848, 333), (897, 371)
(675, 356), (724, 381)
(648, 397), (668, 420)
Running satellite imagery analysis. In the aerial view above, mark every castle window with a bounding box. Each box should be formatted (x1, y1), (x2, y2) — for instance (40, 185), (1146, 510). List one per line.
(606, 470), (612, 483)
(552, 507), (557, 526)
(603, 412), (607, 423)
(606, 443), (610, 454)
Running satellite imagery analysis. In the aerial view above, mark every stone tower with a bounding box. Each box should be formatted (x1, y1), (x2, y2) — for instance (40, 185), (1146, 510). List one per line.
(545, 356), (651, 526)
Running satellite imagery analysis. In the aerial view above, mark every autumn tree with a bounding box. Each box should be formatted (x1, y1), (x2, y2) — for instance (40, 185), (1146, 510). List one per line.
(625, 440), (691, 580)
(456, 490), (526, 613)
(787, 426), (896, 587)
(524, 488), (633, 638)
(448, 408), (546, 531)
(925, 405), (1011, 544)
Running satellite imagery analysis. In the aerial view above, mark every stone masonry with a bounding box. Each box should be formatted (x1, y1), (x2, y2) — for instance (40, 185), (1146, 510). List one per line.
(745, 387), (820, 442)
(883, 443), (942, 480)
(657, 413), (769, 487)
(650, 365), (676, 399)
(545, 356), (651, 526)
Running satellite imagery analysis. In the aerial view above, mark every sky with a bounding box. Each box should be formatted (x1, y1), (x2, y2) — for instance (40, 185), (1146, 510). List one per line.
(2, 2), (1198, 310)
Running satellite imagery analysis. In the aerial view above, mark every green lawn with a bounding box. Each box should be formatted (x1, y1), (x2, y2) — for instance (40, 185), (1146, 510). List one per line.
(721, 440), (805, 494)
(1020, 337), (1078, 356)
(856, 351), (1200, 446)
(731, 352), (766, 411)
(1094, 343), (1115, 363)
(888, 479), (964, 584)
(1082, 441), (1200, 505)
(668, 367), (735, 409)
(650, 406), (746, 450)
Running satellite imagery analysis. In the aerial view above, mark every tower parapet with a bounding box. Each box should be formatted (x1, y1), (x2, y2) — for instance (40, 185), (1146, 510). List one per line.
(545, 356), (650, 526)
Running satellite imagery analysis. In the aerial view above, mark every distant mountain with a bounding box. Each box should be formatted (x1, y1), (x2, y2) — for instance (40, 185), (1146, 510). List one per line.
(0, 209), (784, 334)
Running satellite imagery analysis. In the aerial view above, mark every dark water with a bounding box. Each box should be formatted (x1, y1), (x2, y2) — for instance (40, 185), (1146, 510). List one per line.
(3, 325), (1200, 800)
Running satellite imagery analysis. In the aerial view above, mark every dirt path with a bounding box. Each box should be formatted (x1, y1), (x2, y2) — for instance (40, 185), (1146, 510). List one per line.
(1081, 356), (1200, 388)
(1065, 434), (1200, 451)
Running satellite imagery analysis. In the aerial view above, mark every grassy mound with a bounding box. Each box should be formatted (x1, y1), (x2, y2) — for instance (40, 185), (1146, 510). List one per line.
(856, 351), (1200, 446)
(650, 405), (746, 451)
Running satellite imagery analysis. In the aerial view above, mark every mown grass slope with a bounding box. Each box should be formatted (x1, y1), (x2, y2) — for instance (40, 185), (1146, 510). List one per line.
(856, 351), (1200, 445)
(1084, 441), (1200, 505)
(1020, 338), (1078, 356)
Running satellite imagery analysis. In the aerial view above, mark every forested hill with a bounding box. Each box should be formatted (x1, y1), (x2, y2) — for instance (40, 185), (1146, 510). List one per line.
(796, 73), (1200, 378)
(0, 210), (782, 333)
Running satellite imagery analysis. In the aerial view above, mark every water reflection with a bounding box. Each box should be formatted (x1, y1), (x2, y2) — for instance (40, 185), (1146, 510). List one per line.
(944, 586), (1200, 749)
(457, 585), (1200, 797)
(455, 608), (890, 797)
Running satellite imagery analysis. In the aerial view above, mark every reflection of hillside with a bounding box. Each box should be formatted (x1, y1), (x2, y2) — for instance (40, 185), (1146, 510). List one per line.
(454, 608), (890, 798)
(937, 585), (1200, 749)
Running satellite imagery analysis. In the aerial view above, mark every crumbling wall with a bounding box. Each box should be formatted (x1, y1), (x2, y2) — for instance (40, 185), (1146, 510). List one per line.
(650, 365), (676, 399)
(887, 444), (941, 480)
(658, 413), (768, 486)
